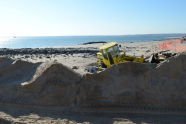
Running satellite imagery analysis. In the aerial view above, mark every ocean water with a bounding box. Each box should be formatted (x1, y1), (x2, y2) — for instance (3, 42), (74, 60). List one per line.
(0, 34), (185, 48)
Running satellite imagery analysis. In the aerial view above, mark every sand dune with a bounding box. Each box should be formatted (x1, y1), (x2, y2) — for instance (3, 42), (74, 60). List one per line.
(0, 53), (185, 109)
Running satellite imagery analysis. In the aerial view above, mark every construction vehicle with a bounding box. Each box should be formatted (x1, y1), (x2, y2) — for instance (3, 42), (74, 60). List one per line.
(97, 42), (145, 68)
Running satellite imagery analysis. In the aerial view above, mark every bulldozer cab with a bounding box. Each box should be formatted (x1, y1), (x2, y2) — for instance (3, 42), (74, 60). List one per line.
(97, 42), (145, 68)
(99, 42), (120, 67)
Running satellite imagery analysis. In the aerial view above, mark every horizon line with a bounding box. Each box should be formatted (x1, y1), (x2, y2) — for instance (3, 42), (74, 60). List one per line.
(0, 33), (186, 37)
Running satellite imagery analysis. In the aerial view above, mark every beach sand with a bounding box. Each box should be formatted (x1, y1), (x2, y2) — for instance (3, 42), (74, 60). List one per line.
(1, 41), (163, 75)
(0, 40), (186, 124)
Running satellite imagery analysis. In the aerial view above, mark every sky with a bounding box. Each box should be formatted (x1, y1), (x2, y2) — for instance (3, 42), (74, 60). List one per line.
(0, 0), (186, 36)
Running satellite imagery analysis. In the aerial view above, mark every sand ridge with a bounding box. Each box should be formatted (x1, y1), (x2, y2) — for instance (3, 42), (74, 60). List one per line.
(0, 53), (185, 109)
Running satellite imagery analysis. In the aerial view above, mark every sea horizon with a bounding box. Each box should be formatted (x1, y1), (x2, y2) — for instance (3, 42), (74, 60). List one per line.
(0, 33), (185, 48)
(0, 33), (185, 37)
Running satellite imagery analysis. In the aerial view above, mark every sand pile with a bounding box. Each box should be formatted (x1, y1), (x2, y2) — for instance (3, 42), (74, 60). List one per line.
(0, 53), (185, 109)
(0, 58), (81, 106)
(80, 53), (186, 108)
(22, 63), (82, 106)
(0, 57), (14, 69)
(0, 58), (41, 103)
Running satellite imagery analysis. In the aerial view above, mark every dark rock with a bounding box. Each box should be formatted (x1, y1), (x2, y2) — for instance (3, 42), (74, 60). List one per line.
(25, 55), (29, 58)
(0, 48), (99, 55)
(72, 66), (79, 69)
(82, 41), (107, 45)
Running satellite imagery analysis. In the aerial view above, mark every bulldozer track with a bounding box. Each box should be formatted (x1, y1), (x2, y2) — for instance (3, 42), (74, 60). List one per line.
(0, 103), (185, 116)
(79, 105), (186, 116)
(0, 103), (186, 124)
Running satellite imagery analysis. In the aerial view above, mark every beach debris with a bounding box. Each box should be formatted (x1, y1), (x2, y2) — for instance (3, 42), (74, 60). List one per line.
(86, 66), (98, 73)
(147, 51), (177, 63)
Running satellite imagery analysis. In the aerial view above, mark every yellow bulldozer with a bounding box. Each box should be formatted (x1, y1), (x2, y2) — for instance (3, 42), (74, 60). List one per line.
(97, 42), (145, 68)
